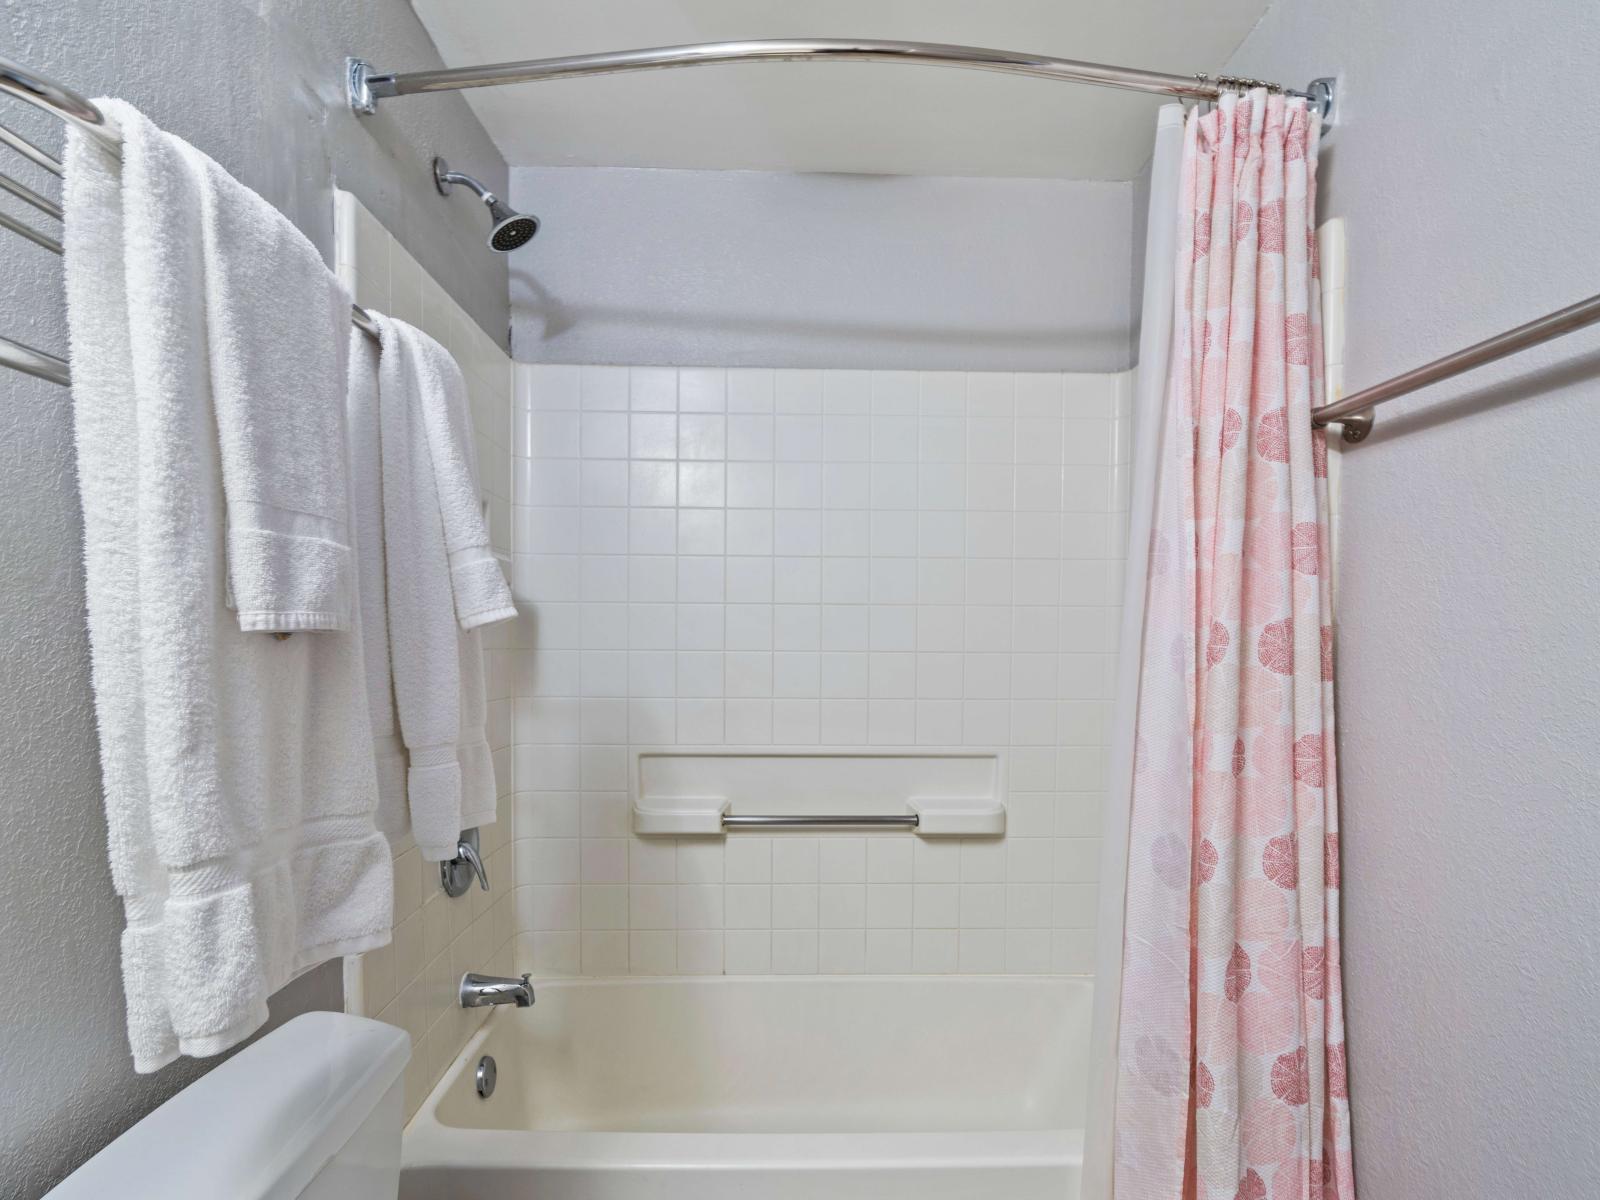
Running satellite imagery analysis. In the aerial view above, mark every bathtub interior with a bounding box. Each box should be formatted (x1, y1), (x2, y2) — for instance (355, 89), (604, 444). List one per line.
(429, 975), (1091, 1136)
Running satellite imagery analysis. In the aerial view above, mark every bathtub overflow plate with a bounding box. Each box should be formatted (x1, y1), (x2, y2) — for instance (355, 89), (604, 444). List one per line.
(476, 1054), (497, 1099)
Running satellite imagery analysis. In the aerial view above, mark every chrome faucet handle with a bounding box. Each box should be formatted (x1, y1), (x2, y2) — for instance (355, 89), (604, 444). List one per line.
(456, 839), (489, 890)
(440, 829), (490, 897)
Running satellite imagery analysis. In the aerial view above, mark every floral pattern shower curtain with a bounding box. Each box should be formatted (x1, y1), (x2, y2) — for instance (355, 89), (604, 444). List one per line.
(1112, 92), (1355, 1199)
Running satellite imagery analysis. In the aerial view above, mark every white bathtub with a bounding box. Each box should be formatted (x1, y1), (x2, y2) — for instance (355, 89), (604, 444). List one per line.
(400, 975), (1090, 1199)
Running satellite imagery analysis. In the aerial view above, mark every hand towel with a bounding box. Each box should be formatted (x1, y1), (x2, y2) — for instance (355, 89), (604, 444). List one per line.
(371, 313), (465, 860)
(65, 101), (391, 1073)
(407, 326), (511, 834)
(184, 143), (356, 633)
(367, 313), (510, 859)
(345, 329), (408, 841)
(409, 332), (517, 630)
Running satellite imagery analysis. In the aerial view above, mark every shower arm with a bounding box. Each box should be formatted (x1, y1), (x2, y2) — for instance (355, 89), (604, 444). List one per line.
(347, 39), (1336, 121)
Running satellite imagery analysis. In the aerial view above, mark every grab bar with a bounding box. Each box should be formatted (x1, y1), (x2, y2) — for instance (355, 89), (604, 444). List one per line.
(634, 797), (1001, 836)
(722, 813), (919, 830)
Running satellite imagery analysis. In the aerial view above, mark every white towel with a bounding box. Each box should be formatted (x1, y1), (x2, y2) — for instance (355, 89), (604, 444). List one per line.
(65, 101), (391, 1073)
(183, 144), (357, 633)
(407, 327), (509, 835)
(409, 332), (517, 630)
(366, 314), (510, 859)
(371, 313), (462, 861)
(62, 98), (169, 1072)
(345, 330), (408, 840)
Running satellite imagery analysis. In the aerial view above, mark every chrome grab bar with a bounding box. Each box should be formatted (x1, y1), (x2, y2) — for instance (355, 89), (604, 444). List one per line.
(722, 813), (919, 830)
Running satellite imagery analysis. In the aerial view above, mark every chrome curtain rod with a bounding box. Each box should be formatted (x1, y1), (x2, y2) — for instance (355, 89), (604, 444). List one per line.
(6, 52), (1595, 440)
(1310, 293), (1600, 442)
(347, 38), (1335, 117)
(0, 54), (379, 389)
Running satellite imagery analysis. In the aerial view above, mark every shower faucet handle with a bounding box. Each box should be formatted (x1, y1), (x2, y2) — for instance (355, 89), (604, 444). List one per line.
(440, 829), (490, 897)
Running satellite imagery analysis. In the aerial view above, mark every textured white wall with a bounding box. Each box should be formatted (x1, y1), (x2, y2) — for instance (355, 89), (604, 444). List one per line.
(508, 167), (1133, 372)
(1227, 2), (1600, 1195)
(0, 3), (509, 1196)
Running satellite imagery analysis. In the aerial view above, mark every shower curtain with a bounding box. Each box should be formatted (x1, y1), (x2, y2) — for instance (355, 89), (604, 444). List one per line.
(1084, 91), (1355, 1200)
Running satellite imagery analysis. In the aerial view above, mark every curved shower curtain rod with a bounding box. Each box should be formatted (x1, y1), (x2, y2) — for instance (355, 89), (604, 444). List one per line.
(346, 38), (1336, 118)
(7, 49), (1597, 442)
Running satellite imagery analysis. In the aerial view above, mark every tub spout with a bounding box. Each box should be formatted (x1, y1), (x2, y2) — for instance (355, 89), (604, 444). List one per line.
(460, 972), (535, 1009)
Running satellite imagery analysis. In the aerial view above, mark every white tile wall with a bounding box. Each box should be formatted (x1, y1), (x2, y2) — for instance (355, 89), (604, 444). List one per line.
(335, 192), (517, 1117)
(509, 364), (1131, 977)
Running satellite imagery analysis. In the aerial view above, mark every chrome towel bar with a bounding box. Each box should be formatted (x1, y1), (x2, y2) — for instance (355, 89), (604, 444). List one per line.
(1309, 291), (1600, 442)
(722, 814), (919, 830)
(0, 53), (381, 389)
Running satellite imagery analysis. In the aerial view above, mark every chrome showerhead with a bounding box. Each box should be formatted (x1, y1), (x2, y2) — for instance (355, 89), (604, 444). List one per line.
(484, 197), (539, 252)
(433, 156), (539, 254)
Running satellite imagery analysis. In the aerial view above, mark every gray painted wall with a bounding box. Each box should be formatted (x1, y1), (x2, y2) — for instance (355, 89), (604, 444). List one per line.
(1227, 2), (1600, 1195)
(0, 3), (506, 1196)
(509, 166), (1132, 371)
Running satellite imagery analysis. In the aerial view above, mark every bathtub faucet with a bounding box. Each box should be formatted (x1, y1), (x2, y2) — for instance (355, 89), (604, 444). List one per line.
(459, 972), (535, 1009)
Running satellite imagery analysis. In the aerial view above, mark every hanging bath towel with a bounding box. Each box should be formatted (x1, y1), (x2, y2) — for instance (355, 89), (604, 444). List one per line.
(64, 100), (392, 1072)
(356, 313), (512, 860)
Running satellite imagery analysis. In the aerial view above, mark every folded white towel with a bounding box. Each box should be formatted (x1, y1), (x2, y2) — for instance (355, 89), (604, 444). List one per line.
(66, 101), (391, 1072)
(408, 331), (517, 630)
(63, 100), (169, 1071)
(180, 134), (355, 633)
(345, 330), (408, 840)
(372, 312), (461, 860)
(456, 592), (501, 835)
(367, 314), (510, 859)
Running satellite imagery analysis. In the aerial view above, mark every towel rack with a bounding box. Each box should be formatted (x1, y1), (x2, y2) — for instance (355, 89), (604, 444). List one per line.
(1309, 292), (1600, 442)
(0, 54), (379, 389)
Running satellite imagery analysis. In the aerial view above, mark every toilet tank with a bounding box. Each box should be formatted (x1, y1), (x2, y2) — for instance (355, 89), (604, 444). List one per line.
(45, 1012), (410, 1200)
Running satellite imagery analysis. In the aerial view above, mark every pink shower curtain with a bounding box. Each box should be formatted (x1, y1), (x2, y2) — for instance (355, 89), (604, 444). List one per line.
(1111, 91), (1355, 1199)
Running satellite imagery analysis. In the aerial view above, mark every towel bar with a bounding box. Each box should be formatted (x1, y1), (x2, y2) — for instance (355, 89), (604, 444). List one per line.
(0, 53), (383, 389)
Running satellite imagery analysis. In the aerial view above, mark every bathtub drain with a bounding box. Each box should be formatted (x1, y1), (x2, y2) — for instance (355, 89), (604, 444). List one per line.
(475, 1054), (497, 1099)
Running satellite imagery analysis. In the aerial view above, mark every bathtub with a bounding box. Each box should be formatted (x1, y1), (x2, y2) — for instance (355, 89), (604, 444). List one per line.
(400, 974), (1090, 1199)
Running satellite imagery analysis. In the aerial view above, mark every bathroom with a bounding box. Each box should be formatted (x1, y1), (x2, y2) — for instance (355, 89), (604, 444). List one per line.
(2, 1), (1596, 1197)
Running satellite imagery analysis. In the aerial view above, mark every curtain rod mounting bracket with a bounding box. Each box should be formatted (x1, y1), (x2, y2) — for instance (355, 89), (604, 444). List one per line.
(1320, 410), (1374, 443)
(346, 58), (377, 116)
(1305, 77), (1337, 126)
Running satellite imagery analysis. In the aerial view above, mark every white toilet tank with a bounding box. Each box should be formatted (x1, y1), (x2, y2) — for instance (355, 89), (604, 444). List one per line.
(45, 1011), (410, 1200)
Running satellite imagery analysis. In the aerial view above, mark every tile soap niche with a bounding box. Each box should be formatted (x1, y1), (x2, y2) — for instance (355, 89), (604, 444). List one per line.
(632, 750), (1006, 837)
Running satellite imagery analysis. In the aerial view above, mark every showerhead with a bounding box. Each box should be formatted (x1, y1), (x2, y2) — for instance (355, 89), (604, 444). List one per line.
(484, 197), (540, 252)
(433, 156), (539, 254)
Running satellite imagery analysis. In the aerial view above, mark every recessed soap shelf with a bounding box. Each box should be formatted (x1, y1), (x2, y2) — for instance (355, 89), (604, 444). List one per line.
(631, 751), (1006, 838)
